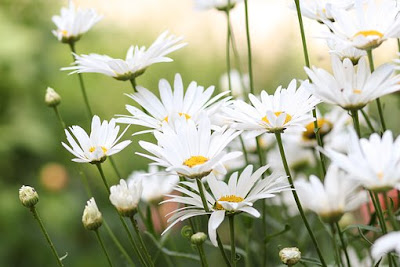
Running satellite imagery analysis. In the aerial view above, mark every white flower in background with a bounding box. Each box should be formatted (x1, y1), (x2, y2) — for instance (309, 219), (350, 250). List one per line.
(295, 165), (366, 223)
(162, 165), (290, 246)
(327, 39), (366, 64)
(298, 0), (354, 22)
(62, 31), (187, 81)
(279, 247), (301, 266)
(224, 79), (319, 137)
(344, 248), (372, 266)
(304, 56), (400, 110)
(127, 165), (178, 203)
(109, 179), (142, 217)
(82, 198), (103, 231)
(324, 130), (400, 192)
(194, 0), (243, 11)
(138, 115), (242, 179)
(371, 231), (400, 261)
(220, 69), (249, 98)
(116, 73), (229, 133)
(62, 115), (131, 164)
(323, 0), (400, 50)
(52, 1), (103, 43)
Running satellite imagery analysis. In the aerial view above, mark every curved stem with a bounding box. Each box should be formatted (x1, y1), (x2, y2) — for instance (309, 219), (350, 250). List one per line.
(130, 216), (154, 267)
(243, 0), (255, 95)
(103, 220), (135, 266)
(30, 207), (64, 266)
(274, 131), (327, 267)
(229, 216), (237, 267)
(350, 110), (361, 137)
(335, 222), (351, 267)
(109, 157), (123, 181)
(197, 243), (209, 267)
(130, 78), (137, 93)
(95, 230), (114, 267)
(360, 109), (376, 133)
(53, 106), (66, 129)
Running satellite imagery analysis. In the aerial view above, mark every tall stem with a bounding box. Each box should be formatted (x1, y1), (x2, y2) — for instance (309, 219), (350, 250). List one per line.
(225, 4), (232, 94)
(130, 216), (154, 267)
(330, 224), (342, 267)
(95, 230), (114, 267)
(383, 191), (399, 230)
(109, 157), (123, 180)
(68, 43), (93, 119)
(197, 243), (209, 267)
(53, 106), (66, 129)
(243, 0), (255, 95)
(229, 216), (237, 267)
(366, 49), (386, 133)
(103, 220), (135, 266)
(350, 110), (361, 137)
(335, 222), (351, 267)
(360, 109), (376, 133)
(29, 207), (64, 266)
(274, 131), (327, 267)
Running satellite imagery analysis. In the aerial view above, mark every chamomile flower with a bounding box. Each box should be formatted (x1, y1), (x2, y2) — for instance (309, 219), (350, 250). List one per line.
(224, 79), (319, 137)
(324, 130), (400, 192)
(52, 1), (103, 44)
(304, 56), (400, 110)
(323, 0), (400, 50)
(295, 165), (366, 223)
(137, 115), (242, 179)
(371, 231), (400, 260)
(162, 165), (289, 246)
(109, 179), (142, 217)
(298, 0), (354, 22)
(116, 73), (229, 133)
(62, 31), (187, 81)
(62, 115), (131, 164)
(194, 0), (243, 11)
(327, 39), (366, 65)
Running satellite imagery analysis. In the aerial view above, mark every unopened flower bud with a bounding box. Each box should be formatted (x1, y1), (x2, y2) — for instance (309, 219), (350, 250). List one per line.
(45, 87), (61, 107)
(19, 185), (39, 208)
(191, 232), (207, 245)
(279, 247), (301, 266)
(109, 179), (142, 217)
(82, 198), (103, 231)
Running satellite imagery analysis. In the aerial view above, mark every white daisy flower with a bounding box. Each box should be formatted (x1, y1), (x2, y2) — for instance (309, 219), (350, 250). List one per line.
(371, 231), (400, 261)
(323, 0), (400, 50)
(162, 165), (290, 246)
(116, 73), (229, 133)
(62, 31), (187, 81)
(62, 115), (131, 164)
(224, 79), (320, 137)
(295, 165), (367, 223)
(52, 1), (103, 44)
(327, 39), (366, 65)
(324, 130), (400, 192)
(298, 0), (354, 22)
(127, 165), (178, 204)
(109, 179), (142, 217)
(304, 56), (400, 110)
(194, 0), (243, 11)
(137, 115), (242, 179)
(82, 198), (103, 231)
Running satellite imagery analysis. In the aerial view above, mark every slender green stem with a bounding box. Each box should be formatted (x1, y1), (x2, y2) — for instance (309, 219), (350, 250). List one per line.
(109, 157), (123, 181)
(29, 207), (64, 266)
(312, 109), (327, 178)
(255, 136), (264, 167)
(53, 106), (66, 129)
(383, 191), (399, 231)
(335, 222), (351, 267)
(95, 230), (114, 267)
(197, 243), (209, 267)
(370, 191), (387, 234)
(239, 136), (250, 165)
(130, 216), (154, 267)
(243, 0), (255, 95)
(225, 5), (232, 95)
(360, 109), (376, 133)
(103, 220), (135, 266)
(330, 224), (342, 267)
(228, 20), (247, 95)
(229, 216), (237, 267)
(146, 205), (157, 237)
(274, 131), (327, 267)
(68, 43), (93, 119)
(366, 49), (386, 133)
(130, 78), (137, 92)
(350, 110), (361, 137)
(96, 163), (111, 193)
(245, 222), (252, 267)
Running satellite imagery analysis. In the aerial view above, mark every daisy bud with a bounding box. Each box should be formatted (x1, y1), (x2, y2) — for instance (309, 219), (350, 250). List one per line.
(191, 232), (207, 245)
(19, 185), (39, 208)
(279, 247), (301, 266)
(45, 87), (61, 107)
(109, 179), (142, 217)
(82, 198), (103, 231)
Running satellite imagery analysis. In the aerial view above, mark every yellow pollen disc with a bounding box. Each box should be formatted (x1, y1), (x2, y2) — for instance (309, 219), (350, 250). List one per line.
(179, 113), (191, 120)
(101, 146), (108, 153)
(303, 118), (333, 140)
(377, 172), (384, 180)
(89, 147), (95, 153)
(60, 30), (68, 36)
(183, 156), (208, 168)
(214, 195), (244, 210)
(353, 89), (362, 94)
(163, 116), (169, 122)
(262, 112), (292, 125)
(354, 30), (383, 38)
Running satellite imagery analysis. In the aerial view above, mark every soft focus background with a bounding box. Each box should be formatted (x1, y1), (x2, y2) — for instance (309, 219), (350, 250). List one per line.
(1, 0), (400, 266)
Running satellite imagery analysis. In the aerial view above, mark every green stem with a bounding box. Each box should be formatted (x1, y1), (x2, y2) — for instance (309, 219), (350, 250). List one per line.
(109, 157), (123, 181)
(103, 220), (135, 266)
(53, 106), (66, 129)
(68, 43), (93, 119)
(366, 49), (386, 133)
(350, 110), (361, 137)
(335, 222), (351, 267)
(370, 191), (387, 234)
(274, 131), (327, 267)
(229, 216), (237, 267)
(95, 230), (114, 267)
(29, 207), (64, 266)
(243, 0), (255, 95)
(225, 5), (233, 95)
(130, 216), (154, 267)
(197, 243), (209, 267)
(312, 109), (327, 178)
(360, 109), (376, 133)
(239, 136), (250, 165)
(146, 205), (157, 237)
(330, 224), (342, 267)
(96, 163), (111, 193)
(130, 78), (137, 93)
(383, 191), (399, 231)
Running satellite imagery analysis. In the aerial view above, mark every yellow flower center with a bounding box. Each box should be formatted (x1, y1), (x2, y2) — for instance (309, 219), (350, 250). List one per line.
(353, 89), (362, 94)
(377, 172), (384, 180)
(89, 146), (108, 153)
(262, 112), (292, 125)
(183, 156), (208, 168)
(163, 113), (191, 123)
(59, 29), (68, 36)
(214, 195), (244, 210)
(303, 119), (333, 140)
(353, 30), (383, 39)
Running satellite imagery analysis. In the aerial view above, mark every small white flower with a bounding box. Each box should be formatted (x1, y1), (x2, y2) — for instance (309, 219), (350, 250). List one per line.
(304, 56), (400, 110)
(371, 231), (400, 261)
(162, 165), (290, 246)
(324, 130), (400, 192)
(62, 115), (131, 164)
(327, 39), (366, 64)
(62, 31), (187, 80)
(116, 73), (228, 133)
(52, 1), (102, 43)
(298, 0), (354, 22)
(82, 198), (103, 231)
(279, 247), (301, 266)
(137, 115), (242, 179)
(224, 79), (319, 137)
(194, 0), (242, 11)
(295, 165), (367, 222)
(19, 185), (39, 208)
(110, 179), (142, 217)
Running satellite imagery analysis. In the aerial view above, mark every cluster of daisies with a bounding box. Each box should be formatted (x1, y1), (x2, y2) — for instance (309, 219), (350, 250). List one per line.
(20, 0), (400, 266)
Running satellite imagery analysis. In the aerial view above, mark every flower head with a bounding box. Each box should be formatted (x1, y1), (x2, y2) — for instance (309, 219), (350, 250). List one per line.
(63, 31), (187, 80)
(19, 185), (39, 208)
(194, 0), (242, 11)
(327, 39), (366, 65)
(109, 179), (142, 217)
(82, 198), (103, 230)
(45, 87), (61, 107)
(279, 247), (301, 266)
(371, 231), (400, 261)
(52, 1), (102, 43)
(298, 0), (354, 22)
(62, 115), (131, 164)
